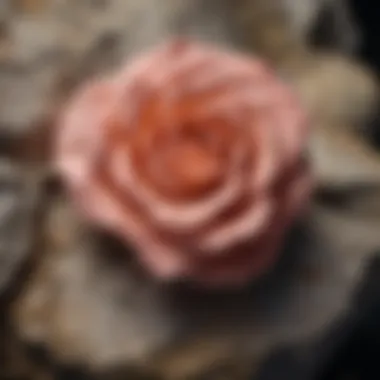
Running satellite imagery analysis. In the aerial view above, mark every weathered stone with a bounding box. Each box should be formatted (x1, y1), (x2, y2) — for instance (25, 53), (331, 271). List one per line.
(0, 159), (40, 295)
(12, 193), (380, 379)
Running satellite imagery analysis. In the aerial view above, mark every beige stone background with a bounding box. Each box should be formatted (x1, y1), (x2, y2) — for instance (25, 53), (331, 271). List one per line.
(0, 1), (380, 380)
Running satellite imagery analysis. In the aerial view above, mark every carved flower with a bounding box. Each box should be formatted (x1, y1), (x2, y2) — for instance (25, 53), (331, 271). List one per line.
(55, 39), (311, 287)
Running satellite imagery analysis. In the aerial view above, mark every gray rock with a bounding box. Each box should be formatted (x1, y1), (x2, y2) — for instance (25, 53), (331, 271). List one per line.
(0, 159), (40, 295)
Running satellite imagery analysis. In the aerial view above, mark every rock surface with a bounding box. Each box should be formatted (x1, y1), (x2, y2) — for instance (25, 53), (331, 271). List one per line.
(0, 159), (40, 295)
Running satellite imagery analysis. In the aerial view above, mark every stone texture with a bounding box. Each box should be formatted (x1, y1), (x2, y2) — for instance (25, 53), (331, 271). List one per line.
(12, 190), (380, 380)
(0, 159), (40, 295)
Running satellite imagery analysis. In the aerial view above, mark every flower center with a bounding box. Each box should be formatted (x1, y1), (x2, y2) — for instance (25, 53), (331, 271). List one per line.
(165, 141), (221, 193)
(142, 123), (227, 199)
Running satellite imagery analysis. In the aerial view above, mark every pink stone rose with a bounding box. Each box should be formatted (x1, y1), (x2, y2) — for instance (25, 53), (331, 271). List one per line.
(55, 39), (311, 287)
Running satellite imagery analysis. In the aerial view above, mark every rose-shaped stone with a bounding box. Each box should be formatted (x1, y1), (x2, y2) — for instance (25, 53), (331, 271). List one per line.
(55, 39), (311, 287)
